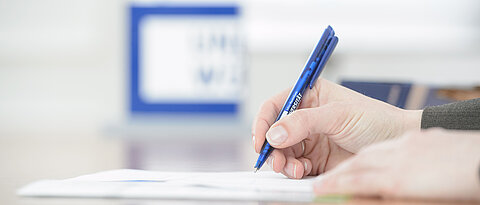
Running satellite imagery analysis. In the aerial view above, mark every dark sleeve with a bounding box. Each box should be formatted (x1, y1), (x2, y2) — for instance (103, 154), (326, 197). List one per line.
(421, 98), (480, 130)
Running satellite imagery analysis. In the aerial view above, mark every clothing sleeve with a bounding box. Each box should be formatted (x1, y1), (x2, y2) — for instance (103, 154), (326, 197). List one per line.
(421, 98), (480, 130)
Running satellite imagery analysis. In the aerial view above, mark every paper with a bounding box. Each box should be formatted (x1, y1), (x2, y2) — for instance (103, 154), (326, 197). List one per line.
(18, 169), (315, 202)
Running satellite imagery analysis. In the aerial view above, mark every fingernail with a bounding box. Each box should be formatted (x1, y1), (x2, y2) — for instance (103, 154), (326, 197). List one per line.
(284, 162), (296, 178)
(304, 161), (308, 172)
(252, 135), (256, 149)
(266, 126), (288, 145)
(267, 156), (275, 168)
(294, 164), (297, 178)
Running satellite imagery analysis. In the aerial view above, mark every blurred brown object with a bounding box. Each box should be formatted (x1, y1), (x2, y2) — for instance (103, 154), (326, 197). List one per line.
(436, 86), (480, 101)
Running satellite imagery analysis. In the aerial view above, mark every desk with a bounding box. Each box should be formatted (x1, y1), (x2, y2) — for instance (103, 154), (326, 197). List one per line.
(0, 136), (124, 205)
(14, 197), (479, 205)
(1, 137), (476, 205)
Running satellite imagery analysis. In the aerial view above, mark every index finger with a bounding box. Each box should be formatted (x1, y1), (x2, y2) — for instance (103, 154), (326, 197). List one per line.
(252, 88), (291, 153)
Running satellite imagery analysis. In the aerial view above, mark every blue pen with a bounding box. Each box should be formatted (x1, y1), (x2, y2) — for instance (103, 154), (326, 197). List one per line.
(254, 26), (338, 172)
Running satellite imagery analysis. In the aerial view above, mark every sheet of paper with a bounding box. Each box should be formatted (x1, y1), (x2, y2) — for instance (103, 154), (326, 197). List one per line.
(18, 169), (316, 202)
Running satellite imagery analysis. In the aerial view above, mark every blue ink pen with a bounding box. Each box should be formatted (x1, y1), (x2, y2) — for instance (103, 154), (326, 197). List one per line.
(254, 26), (338, 172)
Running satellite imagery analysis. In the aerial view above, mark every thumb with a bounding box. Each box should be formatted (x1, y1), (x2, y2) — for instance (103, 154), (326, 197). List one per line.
(266, 103), (348, 148)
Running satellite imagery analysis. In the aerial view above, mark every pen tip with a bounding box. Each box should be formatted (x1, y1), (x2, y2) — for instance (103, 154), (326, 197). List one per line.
(254, 168), (259, 173)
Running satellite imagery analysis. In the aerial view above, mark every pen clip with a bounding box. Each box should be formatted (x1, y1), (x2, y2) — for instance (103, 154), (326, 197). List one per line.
(309, 35), (338, 89)
(305, 26), (333, 71)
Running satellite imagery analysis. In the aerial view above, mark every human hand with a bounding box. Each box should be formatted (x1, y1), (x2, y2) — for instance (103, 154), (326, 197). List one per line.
(314, 128), (480, 201)
(252, 78), (422, 179)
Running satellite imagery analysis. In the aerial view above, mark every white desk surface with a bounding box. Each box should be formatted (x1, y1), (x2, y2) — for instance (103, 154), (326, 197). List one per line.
(1, 136), (476, 205)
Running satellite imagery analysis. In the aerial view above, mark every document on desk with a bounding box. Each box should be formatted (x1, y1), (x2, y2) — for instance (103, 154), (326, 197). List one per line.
(18, 169), (316, 202)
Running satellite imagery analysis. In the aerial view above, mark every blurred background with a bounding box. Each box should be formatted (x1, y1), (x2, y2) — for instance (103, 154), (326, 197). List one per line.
(1, 0), (480, 204)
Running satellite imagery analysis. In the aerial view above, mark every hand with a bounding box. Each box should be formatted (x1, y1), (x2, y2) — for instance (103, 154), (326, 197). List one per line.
(252, 78), (422, 179)
(314, 128), (480, 201)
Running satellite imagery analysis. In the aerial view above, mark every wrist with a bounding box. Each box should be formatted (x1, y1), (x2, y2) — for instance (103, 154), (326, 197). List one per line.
(402, 109), (423, 132)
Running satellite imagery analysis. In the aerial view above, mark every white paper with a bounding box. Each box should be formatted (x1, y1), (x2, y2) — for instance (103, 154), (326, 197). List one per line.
(18, 169), (315, 202)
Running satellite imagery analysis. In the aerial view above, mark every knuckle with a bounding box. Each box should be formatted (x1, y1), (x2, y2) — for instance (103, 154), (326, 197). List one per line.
(259, 99), (273, 111)
(287, 110), (311, 136)
(315, 78), (330, 96)
(293, 109), (310, 124)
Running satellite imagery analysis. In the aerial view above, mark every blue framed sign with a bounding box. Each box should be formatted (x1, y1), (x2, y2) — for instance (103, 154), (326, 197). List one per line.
(129, 5), (243, 114)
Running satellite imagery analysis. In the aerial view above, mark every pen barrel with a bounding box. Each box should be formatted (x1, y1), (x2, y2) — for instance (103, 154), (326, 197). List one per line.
(275, 68), (313, 122)
(254, 26), (338, 171)
(254, 69), (312, 170)
(254, 143), (273, 168)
